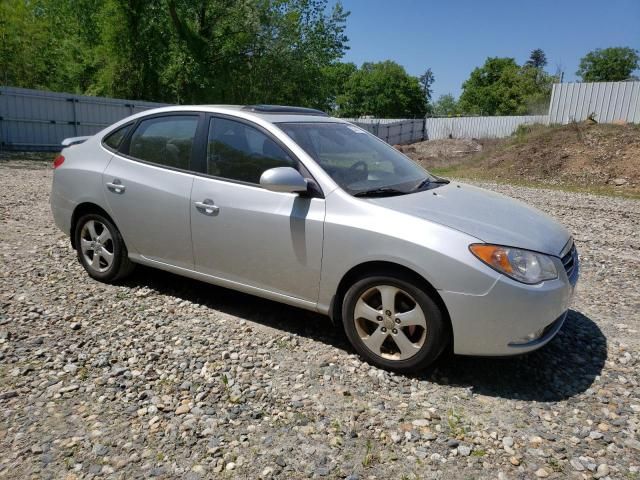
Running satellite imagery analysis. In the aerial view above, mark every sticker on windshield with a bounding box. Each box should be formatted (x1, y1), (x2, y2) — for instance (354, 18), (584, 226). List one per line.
(347, 125), (367, 133)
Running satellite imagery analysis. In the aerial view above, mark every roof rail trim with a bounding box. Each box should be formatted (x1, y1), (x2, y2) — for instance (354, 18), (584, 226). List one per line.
(242, 105), (329, 116)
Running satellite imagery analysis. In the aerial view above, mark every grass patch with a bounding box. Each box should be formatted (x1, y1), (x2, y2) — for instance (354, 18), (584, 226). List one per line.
(431, 166), (640, 199)
(446, 408), (466, 437)
(275, 338), (294, 350)
(547, 458), (564, 473)
(362, 439), (378, 468)
(77, 366), (89, 381)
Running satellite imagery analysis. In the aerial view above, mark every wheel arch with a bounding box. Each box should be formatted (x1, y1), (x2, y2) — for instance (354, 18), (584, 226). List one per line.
(330, 261), (453, 343)
(70, 202), (117, 250)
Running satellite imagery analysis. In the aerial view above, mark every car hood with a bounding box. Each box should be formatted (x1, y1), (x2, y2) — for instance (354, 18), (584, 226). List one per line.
(368, 182), (570, 256)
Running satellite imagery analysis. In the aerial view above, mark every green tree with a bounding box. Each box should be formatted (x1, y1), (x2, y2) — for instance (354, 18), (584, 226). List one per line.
(525, 49), (547, 69)
(419, 68), (435, 114)
(432, 94), (458, 116)
(576, 47), (640, 82)
(159, 0), (349, 105)
(419, 68), (435, 104)
(458, 57), (554, 115)
(0, 0), (94, 91)
(336, 61), (427, 117)
(317, 62), (357, 112)
(1, 0), (350, 108)
(0, 0), (46, 87)
(90, 0), (170, 100)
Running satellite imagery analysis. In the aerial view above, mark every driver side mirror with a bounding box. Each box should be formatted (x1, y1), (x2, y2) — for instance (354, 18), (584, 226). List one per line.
(260, 167), (308, 194)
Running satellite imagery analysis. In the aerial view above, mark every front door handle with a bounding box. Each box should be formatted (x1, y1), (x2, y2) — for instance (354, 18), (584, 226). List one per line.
(106, 180), (126, 194)
(194, 199), (219, 216)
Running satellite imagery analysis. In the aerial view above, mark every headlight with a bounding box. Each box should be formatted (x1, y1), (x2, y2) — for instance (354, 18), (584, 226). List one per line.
(469, 244), (558, 284)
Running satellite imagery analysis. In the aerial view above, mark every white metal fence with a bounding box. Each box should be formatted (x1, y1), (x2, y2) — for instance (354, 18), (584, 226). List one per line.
(1, 81), (639, 151)
(344, 118), (425, 144)
(422, 115), (549, 140)
(549, 81), (640, 124)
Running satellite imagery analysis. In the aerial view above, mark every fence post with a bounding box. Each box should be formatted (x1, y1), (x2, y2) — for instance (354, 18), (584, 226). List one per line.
(68, 97), (79, 137)
(422, 117), (427, 141)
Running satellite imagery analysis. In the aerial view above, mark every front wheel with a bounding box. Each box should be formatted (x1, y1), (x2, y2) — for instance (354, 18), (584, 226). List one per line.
(74, 213), (135, 283)
(342, 274), (448, 373)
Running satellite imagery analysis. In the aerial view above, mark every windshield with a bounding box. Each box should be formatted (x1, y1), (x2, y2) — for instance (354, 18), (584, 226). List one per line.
(277, 122), (436, 196)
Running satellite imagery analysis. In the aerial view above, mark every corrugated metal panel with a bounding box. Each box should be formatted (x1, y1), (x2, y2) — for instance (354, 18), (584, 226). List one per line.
(423, 115), (548, 140)
(345, 115), (549, 142)
(0, 86), (167, 151)
(548, 81), (640, 124)
(343, 118), (425, 144)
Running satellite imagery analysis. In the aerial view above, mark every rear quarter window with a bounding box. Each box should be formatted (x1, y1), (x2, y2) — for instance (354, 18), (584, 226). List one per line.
(103, 123), (133, 150)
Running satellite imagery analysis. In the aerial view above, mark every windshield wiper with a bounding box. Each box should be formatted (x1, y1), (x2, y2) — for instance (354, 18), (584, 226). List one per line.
(411, 177), (450, 192)
(353, 187), (407, 197)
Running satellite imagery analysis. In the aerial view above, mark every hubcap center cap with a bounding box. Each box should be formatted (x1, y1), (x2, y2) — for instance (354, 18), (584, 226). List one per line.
(383, 317), (395, 330)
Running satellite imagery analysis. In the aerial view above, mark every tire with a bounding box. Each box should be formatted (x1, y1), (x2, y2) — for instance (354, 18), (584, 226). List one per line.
(342, 273), (448, 373)
(74, 213), (135, 283)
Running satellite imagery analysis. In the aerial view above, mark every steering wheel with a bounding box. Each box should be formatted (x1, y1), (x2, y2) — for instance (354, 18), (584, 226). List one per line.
(348, 160), (369, 180)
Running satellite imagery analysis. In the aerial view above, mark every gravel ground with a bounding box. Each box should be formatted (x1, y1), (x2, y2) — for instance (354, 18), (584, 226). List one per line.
(1, 160), (639, 480)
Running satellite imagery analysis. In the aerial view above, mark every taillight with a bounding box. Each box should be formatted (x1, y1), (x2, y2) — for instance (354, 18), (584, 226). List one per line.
(53, 155), (65, 169)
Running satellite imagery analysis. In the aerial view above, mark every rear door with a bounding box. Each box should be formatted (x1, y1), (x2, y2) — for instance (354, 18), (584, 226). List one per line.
(102, 113), (203, 270)
(190, 115), (325, 302)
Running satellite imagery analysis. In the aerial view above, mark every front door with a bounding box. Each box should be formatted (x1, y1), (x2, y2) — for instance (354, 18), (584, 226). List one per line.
(103, 114), (201, 270)
(190, 116), (325, 302)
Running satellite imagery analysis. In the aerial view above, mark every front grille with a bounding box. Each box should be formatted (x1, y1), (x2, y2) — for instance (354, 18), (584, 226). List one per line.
(561, 241), (577, 279)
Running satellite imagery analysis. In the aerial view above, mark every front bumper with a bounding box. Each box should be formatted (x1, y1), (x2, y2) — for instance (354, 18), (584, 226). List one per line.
(441, 257), (578, 356)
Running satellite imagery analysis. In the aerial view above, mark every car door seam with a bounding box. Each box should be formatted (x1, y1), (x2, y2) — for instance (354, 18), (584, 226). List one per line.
(188, 176), (197, 269)
(315, 199), (328, 310)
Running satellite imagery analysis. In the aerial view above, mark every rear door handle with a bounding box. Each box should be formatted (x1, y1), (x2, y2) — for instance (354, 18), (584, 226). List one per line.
(106, 180), (126, 194)
(194, 200), (219, 216)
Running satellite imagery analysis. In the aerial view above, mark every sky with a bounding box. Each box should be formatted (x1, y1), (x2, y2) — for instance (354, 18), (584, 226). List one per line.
(333, 0), (640, 100)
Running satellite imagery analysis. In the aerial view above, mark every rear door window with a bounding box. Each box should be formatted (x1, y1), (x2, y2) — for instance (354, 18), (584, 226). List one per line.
(207, 117), (296, 184)
(128, 115), (199, 170)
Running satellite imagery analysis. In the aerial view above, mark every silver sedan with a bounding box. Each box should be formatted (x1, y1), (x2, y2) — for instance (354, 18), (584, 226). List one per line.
(50, 105), (578, 372)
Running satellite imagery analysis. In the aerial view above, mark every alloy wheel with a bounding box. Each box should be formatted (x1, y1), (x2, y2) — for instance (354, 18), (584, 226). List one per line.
(80, 220), (114, 273)
(353, 284), (427, 361)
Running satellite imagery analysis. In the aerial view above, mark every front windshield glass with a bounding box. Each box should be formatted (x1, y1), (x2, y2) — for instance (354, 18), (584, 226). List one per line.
(277, 122), (436, 195)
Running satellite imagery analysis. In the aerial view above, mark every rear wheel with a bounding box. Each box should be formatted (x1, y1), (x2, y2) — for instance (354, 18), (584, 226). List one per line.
(74, 213), (135, 283)
(342, 274), (447, 372)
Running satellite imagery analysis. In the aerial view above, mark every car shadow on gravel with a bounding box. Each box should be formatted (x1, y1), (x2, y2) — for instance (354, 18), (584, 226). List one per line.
(124, 268), (605, 402)
(123, 266), (353, 350)
(426, 310), (607, 402)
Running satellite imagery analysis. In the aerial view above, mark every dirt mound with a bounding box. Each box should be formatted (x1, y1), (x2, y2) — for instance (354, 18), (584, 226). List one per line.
(396, 138), (485, 168)
(405, 122), (640, 192)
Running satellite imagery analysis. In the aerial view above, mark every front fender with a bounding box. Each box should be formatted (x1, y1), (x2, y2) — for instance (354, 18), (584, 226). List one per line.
(317, 190), (500, 314)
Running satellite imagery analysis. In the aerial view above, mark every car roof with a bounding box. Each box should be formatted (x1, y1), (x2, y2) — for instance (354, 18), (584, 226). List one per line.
(137, 105), (347, 125)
